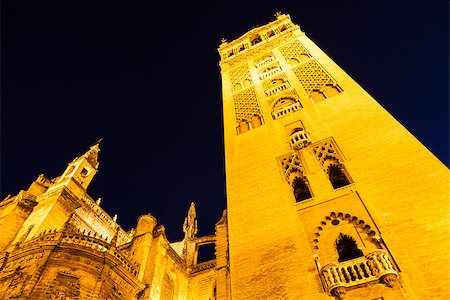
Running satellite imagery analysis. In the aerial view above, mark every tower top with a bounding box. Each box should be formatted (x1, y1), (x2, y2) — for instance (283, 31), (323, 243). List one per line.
(82, 139), (102, 169)
(218, 13), (300, 64)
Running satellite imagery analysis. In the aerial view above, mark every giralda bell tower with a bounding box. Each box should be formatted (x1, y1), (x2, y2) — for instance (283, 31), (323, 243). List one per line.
(218, 13), (449, 299)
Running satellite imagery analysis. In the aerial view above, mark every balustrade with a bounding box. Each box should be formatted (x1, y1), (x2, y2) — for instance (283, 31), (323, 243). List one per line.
(255, 57), (275, 69)
(320, 249), (398, 296)
(273, 102), (301, 119)
(289, 130), (311, 150)
(259, 67), (281, 80)
(265, 82), (290, 96)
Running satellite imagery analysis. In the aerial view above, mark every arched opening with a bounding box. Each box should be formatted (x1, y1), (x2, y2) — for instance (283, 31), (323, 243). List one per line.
(289, 58), (299, 66)
(299, 53), (310, 61)
(267, 30), (276, 38)
(251, 35), (262, 45)
(335, 233), (364, 262)
(243, 79), (251, 87)
(234, 83), (242, 91)
(212, 282), (217, 300)
(292, 176), (312, 202)
(272, 97), (296, 110)
(250, 115), (262, 129)
(310, 90), (326, 102)
(266, 78), (285, 88)
(328, 164), (351, 189)
(160, 273), (174, 300)
(323, 84), (341, 97)
(238, 120), (249, 134)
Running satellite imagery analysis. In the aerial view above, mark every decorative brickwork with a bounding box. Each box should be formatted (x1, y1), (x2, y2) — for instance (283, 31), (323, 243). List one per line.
(279, 40), (310, 64)
(312, 139), (343, 167)
(233, 87), (263, 133)
(292, 59), (342, 101)
(279, 153), (305, 183)
(293, 59), (336, 92)
(229, 64), (252, 92)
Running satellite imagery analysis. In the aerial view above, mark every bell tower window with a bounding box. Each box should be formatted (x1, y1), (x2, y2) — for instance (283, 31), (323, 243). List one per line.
(80, 167), (89, 177)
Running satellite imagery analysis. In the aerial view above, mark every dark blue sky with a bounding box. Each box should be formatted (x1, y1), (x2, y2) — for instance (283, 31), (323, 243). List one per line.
(2, 1), (448, 242)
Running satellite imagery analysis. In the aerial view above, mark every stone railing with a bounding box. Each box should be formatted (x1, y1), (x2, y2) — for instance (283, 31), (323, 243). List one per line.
(190, 260), (216, 274)
(320, 249), (398, 298)
(255, 56), (275, 69)
(265, 82), (290, 96)
(289, 130), (311, 150)
(259, 67), (281, 80)
(273, 102), (301, 119)
(60, 233), (109, 252)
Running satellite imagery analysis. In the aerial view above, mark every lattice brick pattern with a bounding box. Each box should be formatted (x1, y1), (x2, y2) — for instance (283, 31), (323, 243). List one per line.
(229, 64), (252, 85)
(280, 153), (305, 183)
(312, 140), (342, 167)
(279, 40), (310, 61)
(233, 87), (262, 123)
(292, 60), (336, 92)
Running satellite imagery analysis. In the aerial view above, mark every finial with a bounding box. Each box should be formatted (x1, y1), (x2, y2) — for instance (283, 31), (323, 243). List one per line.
(113, 214), (118, 222)
(96, 198), (102, 205)
(183, 202), (198, 239)
(221, 38), (227, 44)
(275, 11), (282, 18)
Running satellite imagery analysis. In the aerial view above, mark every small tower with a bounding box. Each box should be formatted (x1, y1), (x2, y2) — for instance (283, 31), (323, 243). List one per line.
(49, 140), (101, 197)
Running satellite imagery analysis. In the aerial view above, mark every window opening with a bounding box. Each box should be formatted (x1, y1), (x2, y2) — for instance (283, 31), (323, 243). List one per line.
(80, 167), (89, 177)
(292, 176), (312, 202)
(328, 164), (350, 189)
(197, 243), (216, 263)
(335, 233), (364, 262)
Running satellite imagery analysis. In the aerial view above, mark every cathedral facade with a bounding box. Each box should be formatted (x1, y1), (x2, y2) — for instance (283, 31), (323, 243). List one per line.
(1, 13), (449, 299)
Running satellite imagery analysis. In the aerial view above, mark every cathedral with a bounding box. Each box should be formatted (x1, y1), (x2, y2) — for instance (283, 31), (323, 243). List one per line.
(0, 13), (449, 299)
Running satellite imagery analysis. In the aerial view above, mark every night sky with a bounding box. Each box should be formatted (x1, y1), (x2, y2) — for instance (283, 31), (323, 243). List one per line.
(2, 1), (448, 243)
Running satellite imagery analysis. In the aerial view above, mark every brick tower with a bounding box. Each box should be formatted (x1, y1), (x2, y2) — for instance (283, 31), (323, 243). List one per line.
(218, 13), (449, 299)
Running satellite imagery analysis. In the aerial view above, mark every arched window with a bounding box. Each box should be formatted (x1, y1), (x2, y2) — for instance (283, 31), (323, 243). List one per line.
(335, 233), (364, 262)
(328, 164), (351, 189)
(267, 30), (276, 38)
(323, 84), (341, 97)
(160, 274), (174, 300)
(234, 83), (242, 92)
(238, 120), (250, 134)
(250, 115), (262, 129)
(251, 35), (262, 45)
(292, 176), (312, 202)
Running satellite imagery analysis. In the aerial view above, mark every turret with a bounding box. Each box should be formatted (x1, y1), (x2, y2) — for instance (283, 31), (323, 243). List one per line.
(48, 140), (101, 197)
(130, 213), (158, 282)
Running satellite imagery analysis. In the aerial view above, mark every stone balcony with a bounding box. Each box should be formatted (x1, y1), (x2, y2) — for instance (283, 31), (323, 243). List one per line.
(320, 249), (398, 298)
(259, 66), (281, 80)
(273, 102), (301, 119)
(289, 130), (311, 150)
(265, 82), (290, 96)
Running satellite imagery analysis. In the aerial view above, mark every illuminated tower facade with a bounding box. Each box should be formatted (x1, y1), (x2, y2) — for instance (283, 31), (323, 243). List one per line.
(218, 13), (449, 299)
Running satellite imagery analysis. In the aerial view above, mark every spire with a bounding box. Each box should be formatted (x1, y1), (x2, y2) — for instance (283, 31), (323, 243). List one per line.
(52, 139), (103, 194)
(84, 138), (102, 169)
(183, 202), (198, 239)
